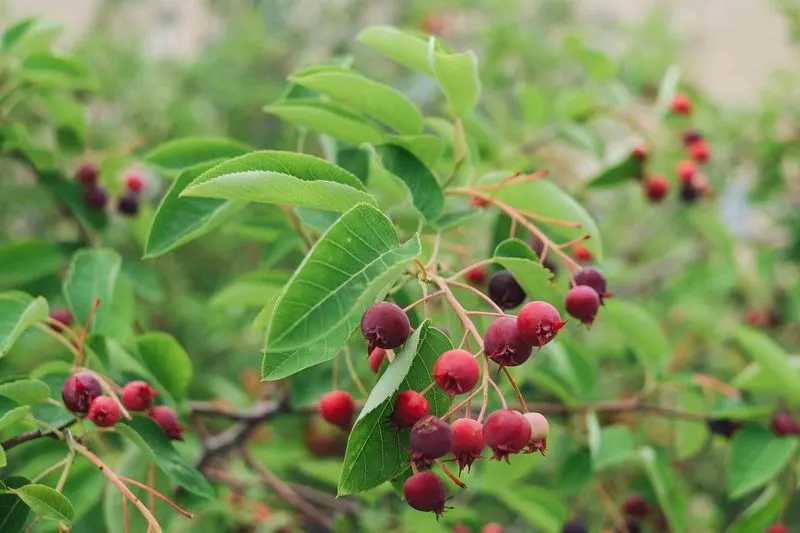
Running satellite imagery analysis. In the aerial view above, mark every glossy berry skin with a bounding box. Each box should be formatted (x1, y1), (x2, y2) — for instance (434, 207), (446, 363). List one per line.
(676, 160), (696, 183)
(149, 406), (186, 441)
(767, 524), (788, 533)
(125, 174), (144, 193)
(523, 412), (549, 454)
(368, 347), (386, 374)
(683, 130), (702, 146)
(770, 411), (800, 437)
(572, 243), (593, 263)
(319, 390), (355, 431)
(488, 270), (526, 310)
(62, 372), (102, 413)
(450, 418), (485, 472)
(622, 493), (650, 518)
(644, 175), (669, 203)
(671, 92), (692, 115)
(391, 390), (429, 428)
(689, 139), (710, 163)
(410, 415), (452, 467)
(483, 409), (531, 462)
(565, 285), (601, 325)
(573, 268), (609, 302)
(87, 396), (121, 427)
(48, 308), (73, 332)
(117, 192), (140, 217)
(361, 302), (410, 352)
(706, 418), (742, 439)
(631, 144), (648, 161)
(84, 185), (108, 210)
(561, 519), (588, 533)
(75, 163), (98, 187)
(121, 381), (156, 412)
(517, 301), (565, 348)
(465, 266), (488, 285)
(434, 349), (480, 395)
(484, 317), (532, 367)
(403, 470), (446, 516)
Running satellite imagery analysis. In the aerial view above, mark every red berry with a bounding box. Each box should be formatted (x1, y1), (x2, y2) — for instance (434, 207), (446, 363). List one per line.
(319, 390), (355, 431)
(683, 130), (702, 146)
(622, 493), (650, 518)
(434, 349), (480, 395)
(488, 270), (526, 310)
(631, 144), (648, 161)
(565, 285), (601, 325)
(368, 347), (386, 373)
(675, 160), (696, 183)
(573, 268), (610, 302)
(572, 243), (593, 263)
(644, 175), (669, 203)
(361, 302), (410, 352)
(482, 524), (503, 533)
(450, 418), (485, 473)
(117, 192), (140, 217)
(87, 396), (121, 427)
(125, 174), (145, 193)
(84, 185), (109, 210)
(62, 372), (102, 413)
(470, 196), (488, 208)
(75, 163), (98, 187)
(48, 308), (73, 332)
(517, 301), (565, 348)
(410, 415), (452, 467)
(767, 524), (788, 533)
(452, 525), (472, 533)
(483, 409), (531, 462)
(689, 139), (710, 163)
(484, 316), (532, 367)
(403, 470), (447, 516)
(149, 406), (186, 441)
(671, 93), (692, 115)
(523, 412), (549, 454)
(465, 266), (488, 285)
(770, 411), (799, 437)
(392, 390), (429, 428)
(121, 381), (156, 412)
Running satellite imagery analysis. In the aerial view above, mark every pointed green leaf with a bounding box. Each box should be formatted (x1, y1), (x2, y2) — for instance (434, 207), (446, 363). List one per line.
(732, 357), (800, 394)
(265, 100), (384, 145)
(182, 151), (375, 213)
(726, 484), (782, 533)
(0, 241), (63, 288)
(429, 40), (481, 117)
(357, 26), (433, 75)
(728, 426), (798, 499)
(266, 204), (420, 351)
(493, 239), (563, 310)
(262, 324), (352, 381)
(0, 293), (48, 357)
(598, 300), (670, 372)
(0, 379), (50, 405)
(732, 327), (800, 405)
(143, 137), (250, 173)
(0, 476), (31, 533)
(290, 66), (423, 134)
(587, 153), (640, 188)
(13, 484), (74, 524)
(63, 248), (121, 334)
(21, 52), (93, 89)
(386, 135), (444, 169)
(640, 447), (687, 533)
(136, 333), (192, 402)
(0, 405), (30, 432)
(372, 144), (444, 221)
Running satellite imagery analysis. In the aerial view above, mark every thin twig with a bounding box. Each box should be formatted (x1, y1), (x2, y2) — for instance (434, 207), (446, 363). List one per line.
(433, 277), (484, 349)
(502, 367), (528, 412)
(119, 476), (195, 519)
(74, 298), (101, 369)
(403, 290), (446, 312)
(445, 279), (504, 315)
(281, 206), (314, 250)
(2, 418), (77, 451)
(488, 378), (508, 409)
(447, 259), (495, 283)
(343, 347), (369, 398)
(434, 458), (466, 489)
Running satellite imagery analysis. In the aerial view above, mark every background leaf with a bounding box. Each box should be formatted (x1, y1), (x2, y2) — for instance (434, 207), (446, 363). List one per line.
(143, 137), (250, 173)
(598, 300), (670, 372)
(265, 100), (384, 145)
(0, 293), (48, 358)
(371, 144), (444, 221)
(640, 447), (687, 532)
(136, 333), (193, 402)
(0, 476), (31, 533)
(732, 327), (800, 405)
(727, 425), (798, 499)
(63, 248), (121, 334)
(14, 484), (74, 524)
(356, 26), (433, 75)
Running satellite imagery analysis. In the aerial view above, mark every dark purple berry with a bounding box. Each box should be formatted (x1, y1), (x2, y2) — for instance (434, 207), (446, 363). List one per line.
(410, 415), (452, 467)
(565, 285), (601, 325)
(62, 372), (102, 413)
(561, 519), (587, 533)
(83, 185), (108, 210)
(117, 192), (140, 216)
(75, 163), (98, 187)
(706, 418), (742, 439)
(360, 302), (410, 352)
(488, 270), (526, 310)
(770, 411), (800, 437)
(572, 268), (610, 302)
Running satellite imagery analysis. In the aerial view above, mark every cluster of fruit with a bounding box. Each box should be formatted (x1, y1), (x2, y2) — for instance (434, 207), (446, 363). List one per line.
(74, 163), (144, 216)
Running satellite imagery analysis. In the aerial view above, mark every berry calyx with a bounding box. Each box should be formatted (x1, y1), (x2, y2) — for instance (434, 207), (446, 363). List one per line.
(675, 160), (696, 183)
(622, 493), (650, 518)
(465, 266), (488, 285)
(75, 163), (98, 187)
(483, 409), (531, 462)
(450, 418), (485, 473)
(84, 185), (109, 210)
(319, 390), (355, 431)
(565, 285), (601, 325)
(689, 139), (710, 163)
(121, 381), (157, 411)
(561, 519), (588, 533)
(517, 301), (565, 348)
(572, 268), (610, 302)
(644, 175), (669, 203)
(484, 316), (532, 367)
(770, 411), (800, 437)
(671, 92), (692, 115)
(361, 302), (410, 352)
(403, 470), (447, 516)
(368, 347), (386, 374)
(117, 192), (140, 217)
(572, 243), (593, 263)
(391, 390), (430, 428)
(523, 412), (549, 454)
(149, 405), (186, 441)
(631, 144), (648, 161)
(434, 349), (480, 395)
(488, 270), (526, 310)
(48, 308), (73, 332)
(62, 372), (102, 413)
(410, 415), (453, 467)
(125, 174), (145, 193)
(706, 418), (742, 439)
(88, 396), (121, 427)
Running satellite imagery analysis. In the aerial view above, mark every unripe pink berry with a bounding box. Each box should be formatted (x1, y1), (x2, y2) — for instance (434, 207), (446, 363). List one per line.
(523, 412), (549, 455)
(434, 349), (480, 395)
(87, 396), (121, 427)
(671, 93), (692, 115)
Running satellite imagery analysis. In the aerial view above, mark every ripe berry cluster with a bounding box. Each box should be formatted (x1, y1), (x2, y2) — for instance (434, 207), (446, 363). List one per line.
(61, 372), (185, 440)
(73, 163), (145, 217)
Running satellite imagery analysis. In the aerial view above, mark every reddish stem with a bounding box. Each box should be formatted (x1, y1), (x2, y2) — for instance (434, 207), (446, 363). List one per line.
(435, 458), (467, 489)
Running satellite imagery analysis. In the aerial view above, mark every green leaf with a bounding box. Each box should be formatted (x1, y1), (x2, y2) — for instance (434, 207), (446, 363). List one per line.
(493, 485), (569, 532)
(357, 26), (433, 75)
(674, 386), (708, 460)
(265, 203), (420, 351)
(429, 39), (481, 117)
(143, 137), (250, 173)
(387, 135), (445, 169)
(145, 162), (245, 258)
(262, 324), (351, 381)
(136, 333), (193, 402)
(494, 179), (603, 260)
(371, 144), (444, 221)
(587, 153), (640, 188)
(21, 52), (93, 89)
(117, 415), (214, 498)
(727, 426), (798, 499)
(732, 327), (800, 405)
(0, 241), (63, 287)
(732, 357), (800, 394)
(656, 65), (681, 116)
(0, 293), (48, 357)
(13, 484), (74, 524)
(182, 151), (375, 213)
(587, 413), (634, 470)
(599, 300), (670, 372)
(0, 476), (31, 533)
(210, 281), (282, 310)
(519, 84), (547, 125)
(640, 447), (687, 532)
(0, 405), (30, 432)
(726, 484), (782, 533)
(493, 239), (563, 310)
(265, 100), (384, 145)
(0, 379), (50, 405)
(63, 248), (121, 334)
(338, 321), (449, 495)
(289, 66), (423, 134)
